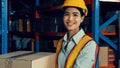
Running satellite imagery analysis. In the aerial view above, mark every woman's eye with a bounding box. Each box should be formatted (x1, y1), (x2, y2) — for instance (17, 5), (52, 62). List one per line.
(73, 14), (78, 16)
(64, 13), (69, 16)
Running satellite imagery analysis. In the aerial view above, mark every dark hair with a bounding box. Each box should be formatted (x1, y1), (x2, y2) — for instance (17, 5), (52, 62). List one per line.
(62, 6), (85, 17)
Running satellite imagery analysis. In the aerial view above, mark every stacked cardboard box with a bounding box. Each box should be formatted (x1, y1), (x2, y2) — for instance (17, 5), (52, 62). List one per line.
(99, 46), (115, 66)
(26, 19), (31, 32)
(99, 47), (108, 66)
(18, 19), (23, 32)
(0, 51), (33, 68)
(108, 48), (115, 66)
(0, 51), (56, 68)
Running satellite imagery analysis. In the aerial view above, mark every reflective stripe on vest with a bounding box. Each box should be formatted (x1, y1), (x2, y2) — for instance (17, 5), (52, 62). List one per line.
(56, 35), (93, 68)
(56, 39), (63, 68)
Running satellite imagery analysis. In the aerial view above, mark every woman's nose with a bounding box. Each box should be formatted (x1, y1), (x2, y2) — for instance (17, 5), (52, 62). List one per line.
(68, 15), (73, 21)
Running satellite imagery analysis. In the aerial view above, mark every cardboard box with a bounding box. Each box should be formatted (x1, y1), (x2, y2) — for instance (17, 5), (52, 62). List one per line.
(108, 48), (115, 66)
(26, 19), (31, 32)
(0, 52), (56, 68)
(0, 51), (33, 68)
(18, 19), (23, 32)
(99, 47), (108, 66)
(12, 52), (55, 68)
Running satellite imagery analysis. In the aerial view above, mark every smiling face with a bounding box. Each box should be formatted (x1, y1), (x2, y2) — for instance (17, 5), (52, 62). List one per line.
(63, 7), (84, 32)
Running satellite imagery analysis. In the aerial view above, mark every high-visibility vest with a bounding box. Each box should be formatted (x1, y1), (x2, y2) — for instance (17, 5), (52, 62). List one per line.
(56, 35), (98, 68)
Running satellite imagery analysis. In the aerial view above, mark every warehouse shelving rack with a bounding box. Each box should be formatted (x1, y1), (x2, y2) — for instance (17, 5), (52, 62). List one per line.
(92, 0), (119, 50)
(0, 0), (93, 53)
(92, 0), (120, 68)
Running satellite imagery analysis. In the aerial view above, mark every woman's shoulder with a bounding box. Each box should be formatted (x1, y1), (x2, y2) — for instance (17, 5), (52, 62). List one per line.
(84, 36), (98, 48)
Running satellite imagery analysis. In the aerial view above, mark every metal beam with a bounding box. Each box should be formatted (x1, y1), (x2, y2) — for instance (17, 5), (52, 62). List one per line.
(99, 33), (118, 50)
(99, 13), (119, 31)
(92, 0), (100, 68)
(1, 0), (8, 54)
(92, 0), (100, 44)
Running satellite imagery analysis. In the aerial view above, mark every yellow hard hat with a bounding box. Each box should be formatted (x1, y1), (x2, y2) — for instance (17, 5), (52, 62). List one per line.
(62, 0), (88, 16)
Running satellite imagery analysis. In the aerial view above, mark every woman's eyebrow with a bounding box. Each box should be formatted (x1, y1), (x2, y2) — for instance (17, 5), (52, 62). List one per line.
(64, 11), (79, 13)
(64, 11), (69, 13)
(72, 12), (79, 14)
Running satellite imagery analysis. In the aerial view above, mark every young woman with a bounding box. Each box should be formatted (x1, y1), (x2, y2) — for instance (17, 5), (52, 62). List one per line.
(56, 0), (99, 68)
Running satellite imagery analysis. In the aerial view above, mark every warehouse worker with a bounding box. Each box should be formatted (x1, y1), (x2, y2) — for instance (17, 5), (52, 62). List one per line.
(56, 0), (99, 68)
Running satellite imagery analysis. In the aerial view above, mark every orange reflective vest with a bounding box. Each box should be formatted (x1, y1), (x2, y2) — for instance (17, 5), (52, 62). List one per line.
(56, 35), (98, 68)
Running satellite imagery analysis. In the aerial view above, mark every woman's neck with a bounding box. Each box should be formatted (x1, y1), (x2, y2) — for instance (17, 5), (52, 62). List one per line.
(67, 28), (80, 41)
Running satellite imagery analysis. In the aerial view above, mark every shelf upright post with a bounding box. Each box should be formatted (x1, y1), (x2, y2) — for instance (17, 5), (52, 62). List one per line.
(35, 0), (40, 52)
(35, 33), (40, 52)
(0, 0), (2, 54)
(1, 0), (8, 54)
(92, 0), (100, 44)
(92, 0), (100, 68)
(118, 11), (120, 60)
(36, 0), (40, 7)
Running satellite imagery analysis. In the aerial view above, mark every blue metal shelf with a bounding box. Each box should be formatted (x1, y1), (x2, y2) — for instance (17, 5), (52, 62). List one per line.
(0, 0), (40, 53)
(0, 0), (1, 54)
(92, 0), (119, 67)
(92, 0), (119, 50)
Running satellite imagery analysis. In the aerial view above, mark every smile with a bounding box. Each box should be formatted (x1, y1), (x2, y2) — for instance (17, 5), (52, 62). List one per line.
(66, 22), (75, 26)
